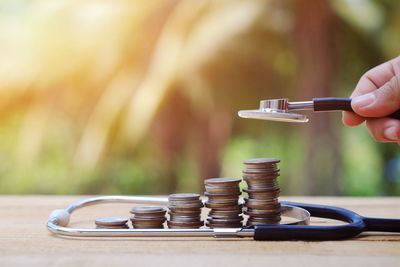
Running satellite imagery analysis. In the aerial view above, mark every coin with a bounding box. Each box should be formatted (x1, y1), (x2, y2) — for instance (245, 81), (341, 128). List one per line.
(204, 177), (244, 228)
(244, 209), (281, 217)
(242, 169), (280, 177)
(204, 191), (241, 197)
(167, 220), (204, 229)
(207, 197), (239, 204)
(95, 217), (128, 227)
(96, 225), (130, 229)
(168, 202), (204, 211)
(209, 209), (243, 216)
(167, 193), (203, 229)
(167, 208), (202, 215)
(130, 206), (166, 217)
(243, 187), (280, 194)
(243, 158), (280, 165)
(207, 216), (243, 224)
(130, 206), (166, 229)
(168, 193), (200, 202)
(204, 177), (242, 185)
(169, 214), (201, 222)
(242, 157), (282, 226)
(204, 186), (241, 195)
(206, 221), (243, 228)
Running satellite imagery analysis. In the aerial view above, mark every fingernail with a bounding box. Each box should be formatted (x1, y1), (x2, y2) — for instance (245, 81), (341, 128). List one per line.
(352, 93), (375, 108)
(384, 127), (399, 141)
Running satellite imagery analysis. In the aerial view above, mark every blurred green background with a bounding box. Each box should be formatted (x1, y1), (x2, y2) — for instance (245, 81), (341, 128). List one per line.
(0, 0), (399, 196)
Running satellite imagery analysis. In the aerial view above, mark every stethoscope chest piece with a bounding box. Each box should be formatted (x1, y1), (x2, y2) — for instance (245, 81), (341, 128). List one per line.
(238, 99), (309, 123)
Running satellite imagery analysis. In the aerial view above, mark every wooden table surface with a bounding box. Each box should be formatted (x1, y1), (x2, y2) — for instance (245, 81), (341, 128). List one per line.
(0, 196), (399, 267)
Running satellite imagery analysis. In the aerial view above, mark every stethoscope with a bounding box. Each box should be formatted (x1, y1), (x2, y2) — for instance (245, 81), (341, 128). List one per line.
(47, 195), (400, 240)
(238, 97), (400, 122)
(47, 97), (400, 240)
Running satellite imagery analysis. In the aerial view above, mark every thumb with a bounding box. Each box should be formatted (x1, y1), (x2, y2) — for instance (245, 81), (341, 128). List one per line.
(351, 74), (400, 117)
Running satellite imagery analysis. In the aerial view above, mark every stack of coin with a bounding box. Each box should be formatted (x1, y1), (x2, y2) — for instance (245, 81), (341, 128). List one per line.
(204, 178), (243, 228)
(242, 158), (281, 225)
(167, 193), (204, 229)
(130, 206), (166, 228)
(95, 217), (129, 229)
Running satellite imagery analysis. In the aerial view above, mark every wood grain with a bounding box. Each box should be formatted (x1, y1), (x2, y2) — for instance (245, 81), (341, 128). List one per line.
(0, 196), (399, 267)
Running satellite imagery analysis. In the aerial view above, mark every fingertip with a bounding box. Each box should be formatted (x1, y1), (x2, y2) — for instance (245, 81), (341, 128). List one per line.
(342, 111), (365, 127)
(366, 118), (400, 142)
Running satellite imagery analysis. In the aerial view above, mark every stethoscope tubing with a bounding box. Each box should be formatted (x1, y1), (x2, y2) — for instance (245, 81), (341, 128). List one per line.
(47, 196), (400, 240)
(252, 201), (400, 241)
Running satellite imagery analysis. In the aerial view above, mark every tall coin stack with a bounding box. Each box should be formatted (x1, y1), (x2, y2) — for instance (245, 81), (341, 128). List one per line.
(204, 178), (243, 228)
(130, 206), (166, 228)
(167, 193), (204, 229)
(242, 158), (281, 225)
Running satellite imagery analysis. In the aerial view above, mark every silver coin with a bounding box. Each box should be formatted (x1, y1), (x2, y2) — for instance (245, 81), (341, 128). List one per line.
(205, 177), (242, 185)
(245, 165), (279, 170)
(95, 217), (128, 226)
(169, 217), (201, 223)
(205, 185), (241, 194)
(243, 187), (280, 194)
(167, 220), (204, 228)
(96, 225), (130, 229)
(168, 202), (203, 210)
(207, 216), (243, 223)
(242, 169), (280, 175)
(132, 223), (164, 229)
(243, 158), (280, 165)
(131, 216), (167, 223)
(209, 209), (243, 216)
(206, 198), (241, 204)
(205, 201), (242, 209)
(206, 221), (243, 228)
(168, 193), (200, 202)
(204, 191), (241, 197)
(130, 206), (166, 214)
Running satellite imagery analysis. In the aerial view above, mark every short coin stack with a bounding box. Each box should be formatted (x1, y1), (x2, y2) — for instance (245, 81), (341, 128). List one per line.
(95, 217), (129, 229)
(204, 178), (243, 228)
(242, 158), (281, 225)
(130, 206), (166, 228)
(167, 193), (204, 229)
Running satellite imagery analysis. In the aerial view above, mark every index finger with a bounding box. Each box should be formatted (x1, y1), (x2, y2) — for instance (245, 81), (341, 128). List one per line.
(343, 56), (400, 126)
(352, 56), (400, 97)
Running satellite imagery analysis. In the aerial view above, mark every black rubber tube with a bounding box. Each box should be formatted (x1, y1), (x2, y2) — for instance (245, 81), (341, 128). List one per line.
(252, 201), (400, 241)
(364, 217), (400, 232)
(313, 97), (400, 119)
(252, 201), (365, 241)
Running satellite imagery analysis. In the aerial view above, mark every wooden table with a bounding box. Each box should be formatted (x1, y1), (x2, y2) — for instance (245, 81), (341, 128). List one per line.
(0, 196), (399, 266)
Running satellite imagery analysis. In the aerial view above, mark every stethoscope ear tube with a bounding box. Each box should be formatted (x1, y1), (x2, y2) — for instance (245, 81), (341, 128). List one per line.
(253, 224), (363, 241)
(364, 217), (400, 232)
(252, 201), (400, 241)
(313, 97), (400, 119)
(313, 98), (353, 112)
(253, 201), (364, 241)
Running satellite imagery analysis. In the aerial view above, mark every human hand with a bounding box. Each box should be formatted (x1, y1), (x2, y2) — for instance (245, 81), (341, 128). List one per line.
(342, 56), (400, 142)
